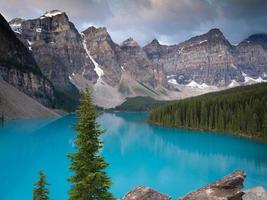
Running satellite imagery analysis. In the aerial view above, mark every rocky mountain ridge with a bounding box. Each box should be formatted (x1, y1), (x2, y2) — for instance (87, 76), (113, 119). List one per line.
(8, 10), (267, 108)
(0, 13), (54, 107)
(144, 28), (267, 88)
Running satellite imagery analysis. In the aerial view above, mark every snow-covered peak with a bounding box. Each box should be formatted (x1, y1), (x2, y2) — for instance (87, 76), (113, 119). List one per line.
(187, 80), (210, 89)
(40, 10), (64, 19)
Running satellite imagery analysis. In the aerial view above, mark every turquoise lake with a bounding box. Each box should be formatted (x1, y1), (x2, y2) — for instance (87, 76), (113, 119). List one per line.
(0, 112), (267, 199)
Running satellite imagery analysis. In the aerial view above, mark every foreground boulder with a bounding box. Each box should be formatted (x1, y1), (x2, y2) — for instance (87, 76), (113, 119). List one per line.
(123, 186), (170, 200)
(243, 187), (267, 200)
(179, 170), (246, 200)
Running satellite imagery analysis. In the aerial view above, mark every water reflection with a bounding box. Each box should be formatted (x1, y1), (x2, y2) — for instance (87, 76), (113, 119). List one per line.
(0, 113), (266, 199)
(99, 112), (267, 198)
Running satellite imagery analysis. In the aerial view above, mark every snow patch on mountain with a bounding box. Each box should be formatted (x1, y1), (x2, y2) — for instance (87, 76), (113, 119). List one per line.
(242, 72), (267, 83)
(36, 28), (42, 33)
(27, 40), (32, 51)
(10, 23), (21, 33)
(199, 40), (208, 45)
(168, 78), (178, 85)
(187, 81), (210, 89)
(41, 10), (63, 18)
(81, 36), (104, 80)
(228, 80), (240, 88)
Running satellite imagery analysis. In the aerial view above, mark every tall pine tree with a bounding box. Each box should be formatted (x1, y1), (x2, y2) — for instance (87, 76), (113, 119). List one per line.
(68, 90), (114, 200)
(33, 171), (50, 200)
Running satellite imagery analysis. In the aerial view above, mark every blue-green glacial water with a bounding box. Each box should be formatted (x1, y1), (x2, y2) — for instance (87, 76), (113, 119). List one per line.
(0, 112), (267, 199)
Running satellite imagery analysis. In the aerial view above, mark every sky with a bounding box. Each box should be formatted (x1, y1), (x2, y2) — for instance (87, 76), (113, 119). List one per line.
(1, 0), (267, 46)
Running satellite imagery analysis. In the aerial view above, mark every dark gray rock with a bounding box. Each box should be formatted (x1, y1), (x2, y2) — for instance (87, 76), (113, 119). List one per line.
(179, 170), (246, 200)
(123, 186), (170, 200)
(0, 13), (54, 106)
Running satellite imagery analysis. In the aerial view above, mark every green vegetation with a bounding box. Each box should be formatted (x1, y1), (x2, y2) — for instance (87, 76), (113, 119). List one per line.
(33, 171), (50, 200)
(68, 90), (114, 200)
(149, 83), (267, 141)
(110, 96), (166, 112)
(53, 85), (80, 112)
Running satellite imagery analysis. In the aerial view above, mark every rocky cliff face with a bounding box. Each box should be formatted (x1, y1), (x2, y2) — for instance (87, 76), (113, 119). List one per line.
(82, 27), (166, 88)
(143, 29), (267, 87)
(10, 10), (97, 93)
(236, 34), (267, 78)
(82, 26), (122, 86)
(0, 13), (54, 106)
(120, 37), (166, 87)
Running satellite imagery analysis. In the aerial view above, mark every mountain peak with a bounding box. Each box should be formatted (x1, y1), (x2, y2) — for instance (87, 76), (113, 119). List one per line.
(151, 38), (160, 45)
(207, 28), (223, 36)
(40, 10), (65, 19)
(121, 37), (139, 47)
(83, 26), (107, 34)
(82, 26), (111, 42)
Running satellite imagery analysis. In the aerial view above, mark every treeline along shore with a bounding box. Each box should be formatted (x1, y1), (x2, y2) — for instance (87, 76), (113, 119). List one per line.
(148, 83), (267, 142)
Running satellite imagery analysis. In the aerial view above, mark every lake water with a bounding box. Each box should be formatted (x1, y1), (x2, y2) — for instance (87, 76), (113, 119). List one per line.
(0, 112), (267, 199)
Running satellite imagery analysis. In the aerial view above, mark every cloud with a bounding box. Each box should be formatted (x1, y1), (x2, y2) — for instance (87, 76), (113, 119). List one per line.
(1, 0), (267, 46)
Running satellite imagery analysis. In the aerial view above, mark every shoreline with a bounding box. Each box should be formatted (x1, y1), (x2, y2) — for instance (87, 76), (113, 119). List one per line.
(148, 120), (267, 144)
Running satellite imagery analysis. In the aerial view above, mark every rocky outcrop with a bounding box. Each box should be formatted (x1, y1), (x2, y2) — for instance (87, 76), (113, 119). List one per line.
(10, 10), (97, 93)
(123, 171), (267, 200)
(123, 186), (170, 200)
(243, 187), (267, 200)
(179, 170), (245, 200)
(82, 26), (122, 86)
(0, 13), (54, 106)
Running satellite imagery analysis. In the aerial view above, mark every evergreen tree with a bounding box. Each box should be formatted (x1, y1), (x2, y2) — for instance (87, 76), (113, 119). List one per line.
(148, 83), (267, 139)
(33, 171), (50, 200)
(68, 90), (114, 200)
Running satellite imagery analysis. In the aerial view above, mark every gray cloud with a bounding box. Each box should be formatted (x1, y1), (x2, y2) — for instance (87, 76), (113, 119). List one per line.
(1, 0), (267, 46)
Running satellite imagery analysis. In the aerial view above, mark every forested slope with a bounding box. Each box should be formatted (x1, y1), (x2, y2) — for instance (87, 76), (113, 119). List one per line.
(148, 83), (267, 140)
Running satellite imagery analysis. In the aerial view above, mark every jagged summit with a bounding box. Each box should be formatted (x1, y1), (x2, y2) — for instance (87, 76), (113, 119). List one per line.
(82, 26), (112, 42)
(121, 37), (139, 47)
(83, 26), (108, 35)
(207, 28), (224, 36)
(150, 38), (160, 45)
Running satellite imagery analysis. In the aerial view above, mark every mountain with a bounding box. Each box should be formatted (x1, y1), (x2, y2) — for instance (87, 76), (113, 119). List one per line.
(79, 26), (173, 108)
(0, 13), (54, 106)
(148, 82), (267, 141)
(9, 10), (97, 101)
(8, 11), (267, 109)
(143, 28), (267, 88)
